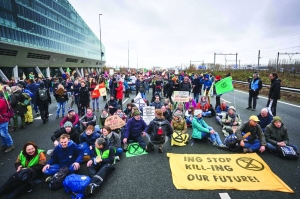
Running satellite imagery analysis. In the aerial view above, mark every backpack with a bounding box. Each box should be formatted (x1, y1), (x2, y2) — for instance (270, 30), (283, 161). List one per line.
(63, 174), (91, 199)
(18, 93), (31, 107)
(48, 166), (69, 190)
(276, 146), (299, 160)
(151, 120), (168, 145)
(39, 89), (48, 101)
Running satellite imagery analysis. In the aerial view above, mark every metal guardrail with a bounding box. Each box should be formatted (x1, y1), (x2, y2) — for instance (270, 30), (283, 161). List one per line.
(233, 80), (300, 94)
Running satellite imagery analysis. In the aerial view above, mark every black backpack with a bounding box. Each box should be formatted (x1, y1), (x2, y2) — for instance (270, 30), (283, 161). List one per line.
(151, 120), (168, 145)
(276, 146), (299, 160)
(39, 89), (48, 101)
(48, 166), (69, 190)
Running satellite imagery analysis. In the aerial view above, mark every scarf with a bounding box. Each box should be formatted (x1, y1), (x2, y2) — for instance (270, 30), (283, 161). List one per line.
(101, 113), (109, 118)
(228, 113), (236, 123)
(86, 112), (93, 118)
(200, 100), (207, 108)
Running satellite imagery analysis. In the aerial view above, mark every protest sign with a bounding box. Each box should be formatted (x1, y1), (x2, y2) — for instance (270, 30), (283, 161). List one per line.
(134, 93), (146, 109)
(167, 153), (293, 193)
(173, 91), (189, 102)
(143, 106), (155, 125)
(104, 115), (125, 130)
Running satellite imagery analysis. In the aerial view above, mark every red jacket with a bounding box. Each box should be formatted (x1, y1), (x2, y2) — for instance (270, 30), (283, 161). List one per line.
(0, 98), (10, 124)
(197, 102), (210, 112)
(60, 114), (80, 127)
(115, 81), (123, 100)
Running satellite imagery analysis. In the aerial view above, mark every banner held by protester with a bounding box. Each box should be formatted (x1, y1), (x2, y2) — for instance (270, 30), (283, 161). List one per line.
(215, 77), (234, 95)
(173, 91), (189, 102)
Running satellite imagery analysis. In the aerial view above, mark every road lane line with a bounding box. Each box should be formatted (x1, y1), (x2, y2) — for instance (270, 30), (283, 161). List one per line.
(220, 98), (231, 104)
(219, 193), (231, 199)
(234, 90), (300, 108)
(123, 98), (129, 104)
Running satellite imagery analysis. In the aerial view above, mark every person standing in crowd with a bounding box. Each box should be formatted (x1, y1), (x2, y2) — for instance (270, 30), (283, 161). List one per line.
(257, 108), (273, 132)
(180, 76), (192, 94)
(90, 78), (99, 112)
(72, 80), (81, 112)
(54, 84), (68, 119)
(0, 142), (46, 198)
(0, 90), (14, 153)
(28, 79), (40, 116)
(192, 74), (201, 103)
(138, 77), (146, 99)
(266, 72), (281, 116)
(246, 72), (262, 111)
(104, 95), (118, 115)
(36, 82), (51, 124)
(10, 86), (27, 131)
(124, 78), (130, 98)
(164, 75), (174, 104)
(200, 74), (212, 96)
(265, 116), (298, 153)
(115, 80), (124, 108)
(236, 115), (266, 153)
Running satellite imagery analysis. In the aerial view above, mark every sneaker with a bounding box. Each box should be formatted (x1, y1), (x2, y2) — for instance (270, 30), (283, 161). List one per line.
(251, 109), (256, 111)
(218, 144), (229, 148)
(36, 113), (40, 116)
(85, 183), (95, 196)
(246, 107), (252, 110)
(4, 145), (14, 153)
(45, 176), (52, 183)
(212, 141), (218, 146)
(0, 145), (7, 152)
(123, 143), (128, 151)
(158, 146), (163, 153)
(146, 142), (154, 152)
(92, 109), (95, 112)
(115, 156), (120, 161)
(46, 149), (54, 155)
(243, 148), (253, 153)
(207, 137), (212, 143)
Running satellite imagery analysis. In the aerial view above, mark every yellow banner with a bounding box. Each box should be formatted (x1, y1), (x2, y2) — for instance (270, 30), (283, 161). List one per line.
(167, 153), (294, 193)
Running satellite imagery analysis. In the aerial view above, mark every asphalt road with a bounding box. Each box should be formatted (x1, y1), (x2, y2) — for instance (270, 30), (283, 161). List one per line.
(0, 89), (299, 199)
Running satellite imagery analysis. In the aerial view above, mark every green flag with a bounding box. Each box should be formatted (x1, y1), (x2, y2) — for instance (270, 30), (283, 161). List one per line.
(215, 77), (234, 95)
(125, 142), (148, 157)
(67, 67), (71, 73)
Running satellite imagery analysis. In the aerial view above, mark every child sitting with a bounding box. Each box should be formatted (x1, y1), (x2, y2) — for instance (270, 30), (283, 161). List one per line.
(114, 107), (127, 122)
(99, 109), (109, 128)
(79, 125), (100, 161)
(100, 126), (122, 160)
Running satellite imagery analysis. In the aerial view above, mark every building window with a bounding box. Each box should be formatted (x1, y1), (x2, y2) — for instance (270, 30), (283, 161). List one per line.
(81, 60), (85, 63)
(66, 58), (78, 63)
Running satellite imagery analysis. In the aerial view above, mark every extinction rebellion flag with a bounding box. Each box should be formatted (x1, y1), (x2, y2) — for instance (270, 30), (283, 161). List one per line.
(215, 77), (234, 95)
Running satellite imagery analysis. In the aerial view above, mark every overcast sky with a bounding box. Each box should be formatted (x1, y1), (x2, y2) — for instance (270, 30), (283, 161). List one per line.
(69, 0), (300, 68)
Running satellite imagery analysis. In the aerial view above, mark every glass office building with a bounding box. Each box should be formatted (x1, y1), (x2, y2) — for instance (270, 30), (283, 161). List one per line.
(0, 0), (105, 78)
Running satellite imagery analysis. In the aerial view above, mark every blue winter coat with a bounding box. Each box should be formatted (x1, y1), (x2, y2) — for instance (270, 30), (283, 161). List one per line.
(192, 116), (210, 139)
(257, 113), (273, 129)
(80, 132), (100, 147)
(28, 83), (40, 98)
(215, 105), (229, 114)
(124, 117), (148, 138)
(47, 140), (83, 167)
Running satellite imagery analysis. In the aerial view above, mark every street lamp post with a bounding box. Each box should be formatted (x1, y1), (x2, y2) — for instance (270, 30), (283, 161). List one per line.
(99, 14), (102, 72)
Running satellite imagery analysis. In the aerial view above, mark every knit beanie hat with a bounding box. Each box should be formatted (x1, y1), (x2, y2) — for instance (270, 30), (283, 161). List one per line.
(133, 110), (140, 116)
(64, 121), (73, 128)
(173, 111), (182, 117)
(228, 106), (236, 112)
(273, 116), (282, 123)
(194, 109), (203, 116)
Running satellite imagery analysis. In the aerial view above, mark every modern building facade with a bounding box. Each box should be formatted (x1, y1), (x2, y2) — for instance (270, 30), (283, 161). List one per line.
(0, 0), (104, 78)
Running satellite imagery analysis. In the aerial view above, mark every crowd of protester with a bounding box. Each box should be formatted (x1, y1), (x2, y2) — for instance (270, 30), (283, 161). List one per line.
(0, 69), (298, 198)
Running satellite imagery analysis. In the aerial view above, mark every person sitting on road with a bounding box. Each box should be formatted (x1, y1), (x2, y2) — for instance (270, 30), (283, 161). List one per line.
(99, 109), (109, 128)
(161, 105), (172, 123)
(236, 115), (266, 154)
(257, 108), (273, 132)
(215, 100), (229, 125)
(122, 110), (148, 150)
(85, 138), (115, 196)
(104, 95), (118, 115)
(164, 102), (172, 117)
(114, 107), (127, 122)
(80, 125), (100, 161)
(172, 102), (185, 118)
(197, 96), (213, 117)
(146, 109), (173, 153)
(221, 106), (242, 137)
(51, 121), (79, 146)
(191, 109), (227, 148)
(185, 106), (195, 126)
(164, 98), (173, 111)
(0, 142), (46, 198)
(265, 116), (298, 153)
(185, 96), (197, 110)
(60, 108), (80, 129)
(171, 111), (189, 146)
(43, 134), (83, 176)
(100, 126), (122, 160)
(123, 103), (133, 118)
(80, 107), (97, 130)
(150, 95), (163, 109)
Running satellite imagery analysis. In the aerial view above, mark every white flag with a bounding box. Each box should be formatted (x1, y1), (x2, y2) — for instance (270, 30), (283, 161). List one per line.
(134, 93), (146, 109)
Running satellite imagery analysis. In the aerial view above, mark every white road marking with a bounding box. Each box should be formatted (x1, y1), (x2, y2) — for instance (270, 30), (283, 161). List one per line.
(123, 98), (129, 104)
(34, 114), (53, 120)
(220, 98), (231, 104)
(219, 193), (231, 199)
(234, 90), (300, 108)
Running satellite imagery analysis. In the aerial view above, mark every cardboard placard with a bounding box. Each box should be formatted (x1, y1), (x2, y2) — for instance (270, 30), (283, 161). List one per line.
(173, 91), (189, 102)
(143, 106), (155, 125)
(104, 115), (125, 130)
